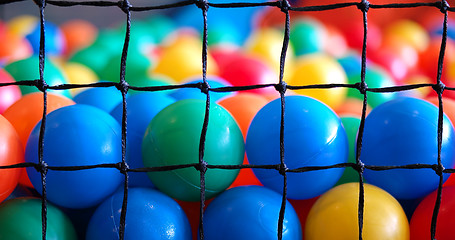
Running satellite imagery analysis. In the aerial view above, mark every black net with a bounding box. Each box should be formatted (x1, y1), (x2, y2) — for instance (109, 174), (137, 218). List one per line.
(0, 0), (453, 239)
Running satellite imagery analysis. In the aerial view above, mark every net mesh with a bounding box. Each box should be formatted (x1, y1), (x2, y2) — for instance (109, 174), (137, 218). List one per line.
(0, 0), (453, 239)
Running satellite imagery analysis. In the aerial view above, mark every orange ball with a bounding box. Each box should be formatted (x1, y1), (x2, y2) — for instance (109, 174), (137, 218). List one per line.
(218, 93), (269, 188)
(3, 92), (74, 187)
(0, 30), (32, 65)
(218, 92), (269, 138)
(60, 19), (98, 57)
(0, 115), (23, 203)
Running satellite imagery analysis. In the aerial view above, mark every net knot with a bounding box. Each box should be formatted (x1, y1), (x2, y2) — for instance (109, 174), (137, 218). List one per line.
(36, 80), (48, 92)
(432, 82), (446, 95)
(196, 161), (208, 174)
(278, 0), (291, 13)
(432, 163), (445, 177)
(198, 81), (210, 95)
(35, 161), (48, 175)
(274, 81), (287, 94)
(117, 161), (129, 174)
(357, 0), (370, 12)
(195, 0), (209, 12)
(117, 0), (132, 14)
(437, 0), (450, 14)
(116, 81), (129, 93)
(277, 163), (288, 176)
(355, 81), (368, 95)
(353, 161), (365, 174)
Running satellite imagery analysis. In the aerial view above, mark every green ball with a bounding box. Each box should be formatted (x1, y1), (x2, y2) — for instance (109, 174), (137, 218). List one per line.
(146, 15), (176, 44)
(336, 116), (361, 185)
(69, 45), (112, 78)
(290, 18), (326, 56)
(346, 66), (397, 108)
(0, 198), (77, 239)
(99, 51), (152, 83)
(142, 99), (244, 202)
(4, 56), (71, 98)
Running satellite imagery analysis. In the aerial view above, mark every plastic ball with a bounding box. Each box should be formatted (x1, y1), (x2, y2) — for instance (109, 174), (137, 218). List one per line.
(0, 30), (32, 65)
(339, 20), (382, 52)
(290, 17), (327, 55)
(60, 19), (98, 57)
(0, 68), (21, 114)
(382, 20), (430, 53)
(218, 92), (269, 138)
(86, 188), (192, 240)
(0, 115), (23, 203)
(4, 55), (71, 98)
(25, 20), (66, 56)
(336, 116), (361, 185)
(73, 87), (122, 113)
(288, 53), (348, 110)
(3, 92), (74, 187)
(7, 15), (37, 37)
(60, 62), (99, 96)
(110, 92), (175, 187)
(346, 65), (397, 108)
(323, 24), (349, 57)
(245, 27), (295, 78)
(142, 99), (244, 201)
(25, 104), (123, 208)
(410, 186), (455, 240)
(0, 198), (77, 239)
(361, 97), (455, 199)
(100, 51), (153, 83)
(202, 186), (302, 240)
(305, 183), (409, 240)
(145, 15), (176, 44)
(246, 95), (348, 199)
(69, 45), (112, 78)
(169, 76), (233, 102)
(218, 53), (278, 95)
(336, 51), (362, 78)
(418, 38), (455, 84)
(152, 33), (219, 83)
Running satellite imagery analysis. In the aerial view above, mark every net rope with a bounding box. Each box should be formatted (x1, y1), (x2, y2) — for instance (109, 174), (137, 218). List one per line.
(0, 0), (453, 239)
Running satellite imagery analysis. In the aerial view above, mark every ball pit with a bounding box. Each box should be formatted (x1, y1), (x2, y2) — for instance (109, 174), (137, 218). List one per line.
(1, 0), (455, 239)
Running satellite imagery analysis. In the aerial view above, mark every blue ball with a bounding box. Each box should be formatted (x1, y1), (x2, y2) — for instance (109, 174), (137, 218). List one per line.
(202, 186), (302, 239)
(169, 77), (233, 102)
(246, 95), (348, 200)
(25, 21), (65, 56)
(361, 97), (455, 199)
(25, 104), (123, 209)
(86, 187), (192, 240)
(73, 87), (123, 113)
(110, 92), (175, 187)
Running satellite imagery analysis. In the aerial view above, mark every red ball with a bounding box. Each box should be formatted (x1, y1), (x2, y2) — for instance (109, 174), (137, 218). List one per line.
(410, 186), (455, 240)
(217, 51), (278, 95)
(0, 115), (23, 203)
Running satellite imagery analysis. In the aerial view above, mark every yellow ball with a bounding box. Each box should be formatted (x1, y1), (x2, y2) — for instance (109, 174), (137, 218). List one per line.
(383, 20), (429, 53)
(288, 53), (347, 110)
(7, 15), (38, 37)
(305, 183), (410, 240)
(152, 31), (219, 83)
(245, 27), (295, 80)
(61, 62), (99, 96)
